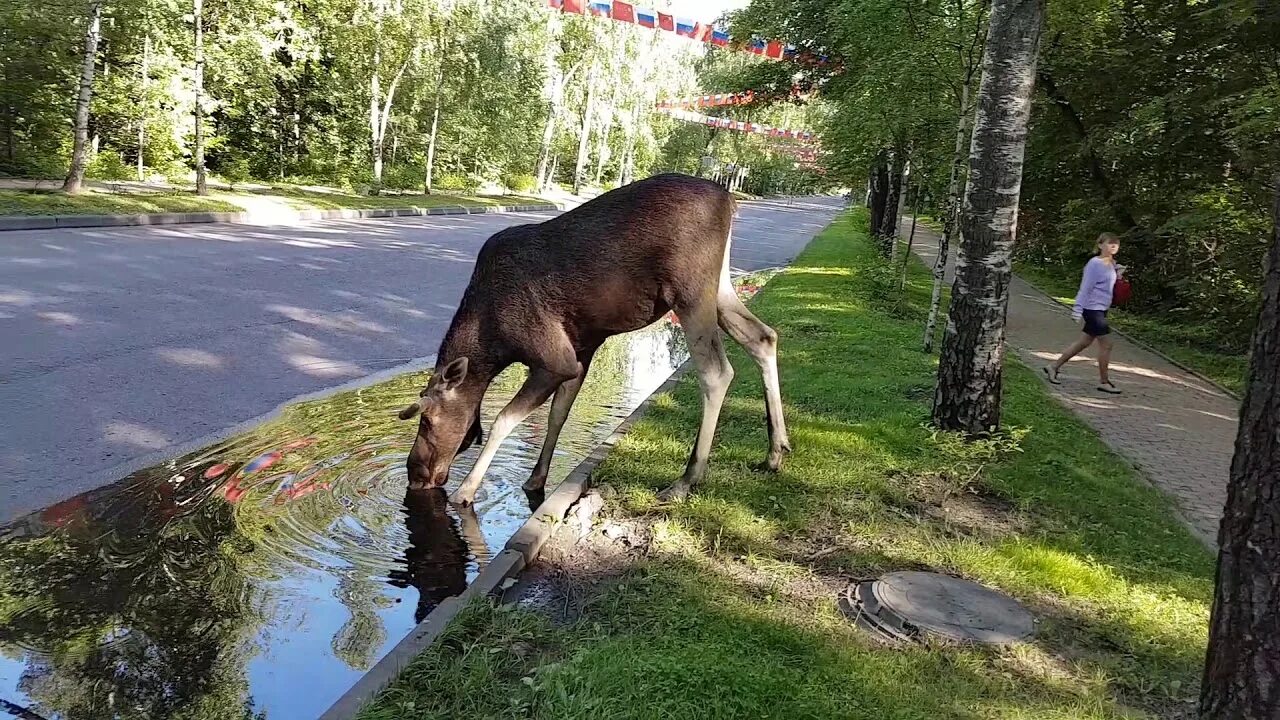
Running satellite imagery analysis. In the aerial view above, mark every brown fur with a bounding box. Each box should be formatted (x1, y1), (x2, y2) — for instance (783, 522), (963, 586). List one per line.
(403, 173), (788, 505)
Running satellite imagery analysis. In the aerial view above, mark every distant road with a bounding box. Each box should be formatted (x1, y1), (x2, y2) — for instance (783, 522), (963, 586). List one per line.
(0, 197), (844, 522)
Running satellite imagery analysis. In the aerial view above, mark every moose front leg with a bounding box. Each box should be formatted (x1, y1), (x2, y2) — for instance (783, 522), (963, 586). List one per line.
(450, 366), (574, 507)
(524, 353), (593, 492)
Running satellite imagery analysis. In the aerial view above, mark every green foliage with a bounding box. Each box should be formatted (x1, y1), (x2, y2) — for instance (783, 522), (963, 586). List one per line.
(357, 212), (1212, 720)
(1, 0), (706, 196)
(86, 151), (135, 181)
(502, 172), (537, 194)
(434, 174), (480, 193)
(217, 155), (252, 190)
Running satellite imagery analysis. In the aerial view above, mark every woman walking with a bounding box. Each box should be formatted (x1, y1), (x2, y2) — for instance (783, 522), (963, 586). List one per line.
(1043, 233), (1126, 394)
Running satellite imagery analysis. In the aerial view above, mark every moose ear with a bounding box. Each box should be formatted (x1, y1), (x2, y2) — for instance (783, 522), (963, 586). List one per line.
(397, 401), (422, 420)
(439, 357), (469, 391)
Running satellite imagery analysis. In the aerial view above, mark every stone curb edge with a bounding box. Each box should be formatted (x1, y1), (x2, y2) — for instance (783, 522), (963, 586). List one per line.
(316, 359), (693, 720)
(0, 203), (561, 232)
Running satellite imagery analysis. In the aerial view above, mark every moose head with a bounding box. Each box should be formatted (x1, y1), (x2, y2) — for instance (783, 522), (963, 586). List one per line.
(398, 357), (483, 489)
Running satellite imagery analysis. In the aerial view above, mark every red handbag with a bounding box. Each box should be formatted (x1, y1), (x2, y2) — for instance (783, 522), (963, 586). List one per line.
(1112, 276), (1132, 305)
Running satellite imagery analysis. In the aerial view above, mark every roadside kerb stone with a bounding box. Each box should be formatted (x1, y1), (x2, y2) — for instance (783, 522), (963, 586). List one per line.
(315, 360), (692, 720)
(0, 203), (561, 232)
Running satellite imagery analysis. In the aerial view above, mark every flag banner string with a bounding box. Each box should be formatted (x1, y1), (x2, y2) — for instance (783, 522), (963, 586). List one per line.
(658, 107), (817, 142)
(656, 88), (817, 110)
(545, 0), (838, 68)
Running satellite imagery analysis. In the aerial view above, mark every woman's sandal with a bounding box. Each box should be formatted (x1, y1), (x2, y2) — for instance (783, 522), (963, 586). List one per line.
(1042, 366), (1061, 385)
(1097, 381), (1122, 395)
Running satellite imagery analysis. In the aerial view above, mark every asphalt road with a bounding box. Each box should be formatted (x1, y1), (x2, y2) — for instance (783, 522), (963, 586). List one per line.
(0, 197), (844, 523)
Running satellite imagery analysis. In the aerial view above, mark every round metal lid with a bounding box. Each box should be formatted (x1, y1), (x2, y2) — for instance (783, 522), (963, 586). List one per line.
(869, 571), (1034, 644)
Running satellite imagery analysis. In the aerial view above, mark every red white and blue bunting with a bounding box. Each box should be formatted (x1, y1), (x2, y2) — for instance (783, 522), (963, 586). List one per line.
(545, 0), (833, 66)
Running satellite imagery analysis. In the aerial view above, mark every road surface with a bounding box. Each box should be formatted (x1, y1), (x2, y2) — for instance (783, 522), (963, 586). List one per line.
(0, 197), (844, 523)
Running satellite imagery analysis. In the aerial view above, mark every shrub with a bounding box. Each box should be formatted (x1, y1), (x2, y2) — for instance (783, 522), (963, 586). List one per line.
(86, 152), (134, 181)
(501, 172), (537, 194)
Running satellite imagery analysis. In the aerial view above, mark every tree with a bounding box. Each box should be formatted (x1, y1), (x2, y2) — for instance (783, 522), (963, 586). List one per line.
(192, 0), (207, 195)
(932, 0), (1045, 434)
(63, 0), (103, 193)
(1199, 174), (1280, 719)
(923, 0), (988, 353)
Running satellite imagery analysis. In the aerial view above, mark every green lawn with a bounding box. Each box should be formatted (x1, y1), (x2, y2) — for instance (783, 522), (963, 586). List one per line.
(359, 210), (1212, 720)
(0, 186), (546, 217)
(1014, 262), (1248, 396)
(0, 188), (242, 216)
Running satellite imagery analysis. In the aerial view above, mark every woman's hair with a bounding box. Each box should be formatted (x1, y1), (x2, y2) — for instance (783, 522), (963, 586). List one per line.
(1097, 232), (1120, 246)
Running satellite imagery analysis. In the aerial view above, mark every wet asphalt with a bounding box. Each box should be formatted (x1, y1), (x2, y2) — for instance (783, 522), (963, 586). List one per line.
(0, 197), (844, 523)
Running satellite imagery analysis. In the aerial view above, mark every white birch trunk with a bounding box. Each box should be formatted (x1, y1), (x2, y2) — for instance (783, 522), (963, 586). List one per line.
(933, 0), (1045, 434)
(63, 0), (102, 193)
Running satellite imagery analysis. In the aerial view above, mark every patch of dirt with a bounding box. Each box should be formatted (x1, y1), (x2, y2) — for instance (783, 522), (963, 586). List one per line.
(906, 471), (1028, 539)
(497, 487), (652, 624)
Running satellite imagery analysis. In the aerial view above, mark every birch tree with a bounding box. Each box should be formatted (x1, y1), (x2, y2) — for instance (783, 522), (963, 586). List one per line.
(62, 0), (103, 193)
(192, 0), (207, 195)
(932, 0), (1045, 434)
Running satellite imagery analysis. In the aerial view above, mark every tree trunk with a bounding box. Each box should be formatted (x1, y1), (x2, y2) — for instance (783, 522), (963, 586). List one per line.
(933, 0), (1045, 435)
(535, 93), (558, 192)
(137, 33), (150, 182)
(424, 64), (444, 194)
(880, 149), (904, 256)
(890, 153), (911, 264)
(193, 0), (207, 196)
(869, 149), (889, 241)
(901, 181), (923, 290)
(1199, 174), (1280, 720)
(925, 80), (973, 353)
(573, 62), (599, 196)
(63, 0), (102, 194)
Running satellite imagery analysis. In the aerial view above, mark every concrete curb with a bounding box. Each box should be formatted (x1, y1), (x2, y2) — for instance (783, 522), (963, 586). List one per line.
(315, 359), (693, 720)
(0, 203), (560, 233)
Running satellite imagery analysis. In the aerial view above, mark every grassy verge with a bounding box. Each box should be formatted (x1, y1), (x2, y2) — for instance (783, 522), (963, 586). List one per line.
(359, 210), (1212, 720)
(0, 186), (545, 217)
(0, 188), (242, 215)
(1014, 262), (1248, 395)
(253, 186), (544, 211)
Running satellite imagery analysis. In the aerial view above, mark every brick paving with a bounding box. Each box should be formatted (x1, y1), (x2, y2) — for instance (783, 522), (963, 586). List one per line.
(904, 219), (1238, 549)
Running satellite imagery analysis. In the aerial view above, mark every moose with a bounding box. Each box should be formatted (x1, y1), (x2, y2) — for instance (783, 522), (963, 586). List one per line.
(398, 173), (790, 506)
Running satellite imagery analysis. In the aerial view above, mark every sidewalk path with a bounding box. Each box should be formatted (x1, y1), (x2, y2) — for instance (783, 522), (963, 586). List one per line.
(904, 218), (1237, 548)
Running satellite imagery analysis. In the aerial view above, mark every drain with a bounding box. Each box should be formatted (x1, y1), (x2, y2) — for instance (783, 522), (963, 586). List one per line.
(840, 571), (1034, 645)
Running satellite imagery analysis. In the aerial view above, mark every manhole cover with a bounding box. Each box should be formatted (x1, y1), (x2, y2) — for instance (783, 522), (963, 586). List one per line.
(840, 571), (1034, 645)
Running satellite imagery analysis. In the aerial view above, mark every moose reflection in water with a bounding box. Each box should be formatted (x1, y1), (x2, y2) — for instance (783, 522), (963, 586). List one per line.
(388, 488), (488, 624)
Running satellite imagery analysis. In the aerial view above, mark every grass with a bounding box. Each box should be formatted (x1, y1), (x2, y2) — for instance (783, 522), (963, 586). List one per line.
(0, 188), (242, 216)
(357, 210), (1213, 720)
(0, 185), (546, 217)
(1014, 262), (1248, 396)
(252, 186), (544, 211)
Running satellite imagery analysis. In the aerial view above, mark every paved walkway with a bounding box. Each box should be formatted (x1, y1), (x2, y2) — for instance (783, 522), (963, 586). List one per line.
(903, 218), (1238, 549)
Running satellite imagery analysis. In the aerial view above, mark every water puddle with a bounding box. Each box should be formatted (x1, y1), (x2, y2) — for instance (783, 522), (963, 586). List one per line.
(0, 319), (692, 720)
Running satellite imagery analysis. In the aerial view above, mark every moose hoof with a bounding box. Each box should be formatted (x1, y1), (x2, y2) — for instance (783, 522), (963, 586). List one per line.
(522, 473), (548, 493)
(656, 481), (692, 503)
(448, 490), (476, 507)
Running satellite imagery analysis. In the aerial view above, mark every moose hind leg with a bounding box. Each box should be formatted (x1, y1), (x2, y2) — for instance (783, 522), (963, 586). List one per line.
(718, 296), (790, 471)
(659, 303), (733, 502)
